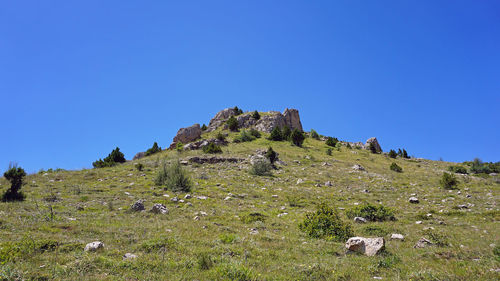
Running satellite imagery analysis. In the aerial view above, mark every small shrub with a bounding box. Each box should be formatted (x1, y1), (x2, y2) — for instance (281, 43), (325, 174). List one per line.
(201, 124), (207, 131)
(203, 143), (222, 154)
(215, 261), (254, 281)
(241, 212), (267, 223)
(135, 163), (144, 171)
(390, 162), (403, 173)
(248, 128), (261, 138)
(216, 132), (226, 141)
(369, 142), (378, 154)
(219, 234), (237, 244)
(424, 230), (449, 247)
(346, 203), (395, 221)
(155, 161), (191, 192)
(265, 147), (277, 164)
(2, 164), (26, 202)
(397, 148), (409, 158)
(281, 125), (291, 140)
(447, 165), (468, 174)
(252, 110), (260, 120)
(325, 137), (338, 147)
(494, 245), (500, 262)
(197, 252), (214, 270)
(440, 172), (458, 190)
(310, 129), (320, 140)
(227, 116), (239, 131)
(176, 142), (184, 152)
(469, 158), (491, 174)
(93, 147), (126, 168)
(388, 149), (397, 159)
(326, 148), (332, 156)
(299, 203), (353, 241)
(233, 130), (256, 143)
(249, 159), (273, 176)
(268, 126), (283, 141)
(145, 142), (162, 156)
(291, 129), (305, 147)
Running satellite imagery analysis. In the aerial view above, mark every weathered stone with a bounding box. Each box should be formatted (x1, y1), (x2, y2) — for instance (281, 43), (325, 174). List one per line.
(207, 108), (238, 131)
(283, 108), (303, 131)
(354, 217), (367, 223)
(133, 152), (145, 160)
(130, 200), (145, 212)
(409, 197), (419, 204)
(123, 253), (137, 260)
(170, 124), (202, 148)
(84, 241), (104, 252)
(345, 237), (385, 256)
(414, 238), (433, 248)
(352, 164), (365, 171)
(188, 156), (243, 164)
(325, 181), (333, 186)
(365, 137), (382, 153)
(150, 203), (168, 214)
(390, 234), (404, 240)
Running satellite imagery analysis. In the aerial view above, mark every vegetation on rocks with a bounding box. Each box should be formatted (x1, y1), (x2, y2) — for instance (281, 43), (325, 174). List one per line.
(202, 143), (222, 154)
(145, 142), (162, 156)
(227, 116), (239, 132)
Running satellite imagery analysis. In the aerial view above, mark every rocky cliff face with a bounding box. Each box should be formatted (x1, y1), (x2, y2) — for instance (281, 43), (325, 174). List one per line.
(207, 108), (303, 133)
(169, 124), (202, 149)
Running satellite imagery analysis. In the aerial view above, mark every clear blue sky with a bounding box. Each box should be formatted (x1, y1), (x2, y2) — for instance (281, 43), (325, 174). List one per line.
(1, 1), (499, 173)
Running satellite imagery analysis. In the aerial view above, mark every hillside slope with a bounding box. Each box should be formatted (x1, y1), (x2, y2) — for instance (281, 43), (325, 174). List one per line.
(0, 127), (499, 280)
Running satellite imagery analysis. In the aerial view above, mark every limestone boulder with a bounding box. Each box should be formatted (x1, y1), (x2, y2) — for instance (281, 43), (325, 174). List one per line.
(345, 237), (385, 256)
(170, 124), (202, 148)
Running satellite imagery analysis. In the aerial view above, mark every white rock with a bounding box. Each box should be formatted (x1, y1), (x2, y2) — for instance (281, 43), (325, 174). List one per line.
(345, 237), (385, 256)
(123, 253), (137, 260)
(84, 241), (104, 252)
(390, 234), (404, 240)
(354, 217), (367, 223)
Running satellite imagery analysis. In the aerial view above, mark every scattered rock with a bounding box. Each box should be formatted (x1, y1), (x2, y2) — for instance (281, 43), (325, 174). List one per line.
(277, 213), (288, 217)
(414, 238), (433, 248)
(193, 216), (200, 221)
(133, 152), (145, 160)
(123, 253), (137, 260)
(150, 204), (168, 214)
(249, 228), (259, 235)
(130, 200), (145, 212)
(354, 217), (367, 223)
(409, 197), (419, 204)
(184, 194), (192, 199)
(352, 164), (365, 171)
(416, 221), (423, 224)
(171, 197), (179, 203)
(345, 237), (385, 256)
(390, 234), (404, 240)
(188, 156), (243, 164)
(296, 179), (304, 184)
(325, 181), (333, 186)
(84, 241), (104, 252)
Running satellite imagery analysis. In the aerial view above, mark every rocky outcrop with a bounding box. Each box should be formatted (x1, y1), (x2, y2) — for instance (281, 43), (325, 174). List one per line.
(133, 152), (145, 160)
(150, 203), (168, 214)
(170, 124), (202, 149)
(345, 237), (385, 256)
(183, 138), (228, 150)
(206, 108), (303, 133)
(130, 200), (145, 212)
(365, 137), (382, 153)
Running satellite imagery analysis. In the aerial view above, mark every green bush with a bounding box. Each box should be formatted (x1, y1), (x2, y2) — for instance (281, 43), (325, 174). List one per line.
(197, 252), (214, 270)
(219, 234), (237, 244)
(216, 132), (226, 142)
(440, 172), (458, 190)
(233, 130), (256, 143)
(397, 148), (409, 158)
(249, 159), (273, 176)
(362, 225), (389, 236)
(203, 143), (222, 154)
(268, 126), (283, 141)
(388, 149), (397, 159)
(92, 147), (126, 168)
(299, 203), (353, 241)
(2, 164), (26, 202)
(135, 163), (144, 171)
(369, 142), (378, 154)
(282, 125), (291, 140)
(201, 124), (207, 131)
(291, 129), (305, 147)
(175, 142), (184, 152)
(448, 165), (468, 174)
(154, 161), (191, 192)
(227, 116), (239, 131)
(325, 137), (338, 147)
(145, 142), (162, 156)
(494, 245), (500, 262)
(310, 129), (320, 140)
(424, 229), (449, 247)
(346, 203), (395, 222)
(249, 128), (261, 138)
(252, 110), (260, 120)
(265, 147), (277, 164)
(390, 162), (403, 173)
(469, 158), (491, 174)
(215, 261), (254, 281)
(326, 148), (332, 156)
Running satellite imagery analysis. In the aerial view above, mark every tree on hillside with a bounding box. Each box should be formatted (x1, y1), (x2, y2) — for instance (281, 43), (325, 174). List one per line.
(145, 142), (162, 156)
(93, 147), (126, 168)
(268, 126), (283, 141)
(2, 164), (26, 201)
(291, 129), (305, 147)
(227, 116), (239, 132)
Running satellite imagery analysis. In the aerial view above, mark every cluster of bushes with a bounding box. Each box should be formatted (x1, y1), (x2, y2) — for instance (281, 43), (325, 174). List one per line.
(233, 106), (243, 116)
(299, 203), (353, 241)
(390, 162), (403, 173)
(310, 129), (320, 140)
(249, 159), (273, 176)
(268, 126), (304, 147)
(145, 142), (162, 156)
(252, 110), (260, 120)
(233, 129), (261, 143)
(92, 147), (126, 168)
(227, 116), (239, 132)
(388, 149), (410, 159)
(325, 137), (339, 147)
(154, 161), (191, 192)
(346, 203), (396, 222)
(203, 143), (222, 154)
(466, 158), (500, 174)
(2, 164), (26, 202)
(448, 165), (468, 174)
(201, 124), (207, 131)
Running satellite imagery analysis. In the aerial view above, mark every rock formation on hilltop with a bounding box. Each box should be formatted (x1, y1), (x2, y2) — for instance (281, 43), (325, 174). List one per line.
(169, 124), (202, 149)
(207, 108), (303, 133)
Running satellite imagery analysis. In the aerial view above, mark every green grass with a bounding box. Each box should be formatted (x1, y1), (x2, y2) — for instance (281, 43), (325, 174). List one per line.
(0, 127), (499, 280)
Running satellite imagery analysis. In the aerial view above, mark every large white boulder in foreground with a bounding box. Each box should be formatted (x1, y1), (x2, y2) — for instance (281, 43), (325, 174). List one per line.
(345, 237), (385, 256)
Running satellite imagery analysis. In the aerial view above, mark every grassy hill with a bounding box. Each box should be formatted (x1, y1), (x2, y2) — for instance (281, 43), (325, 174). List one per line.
(1, 126), (499, 280)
